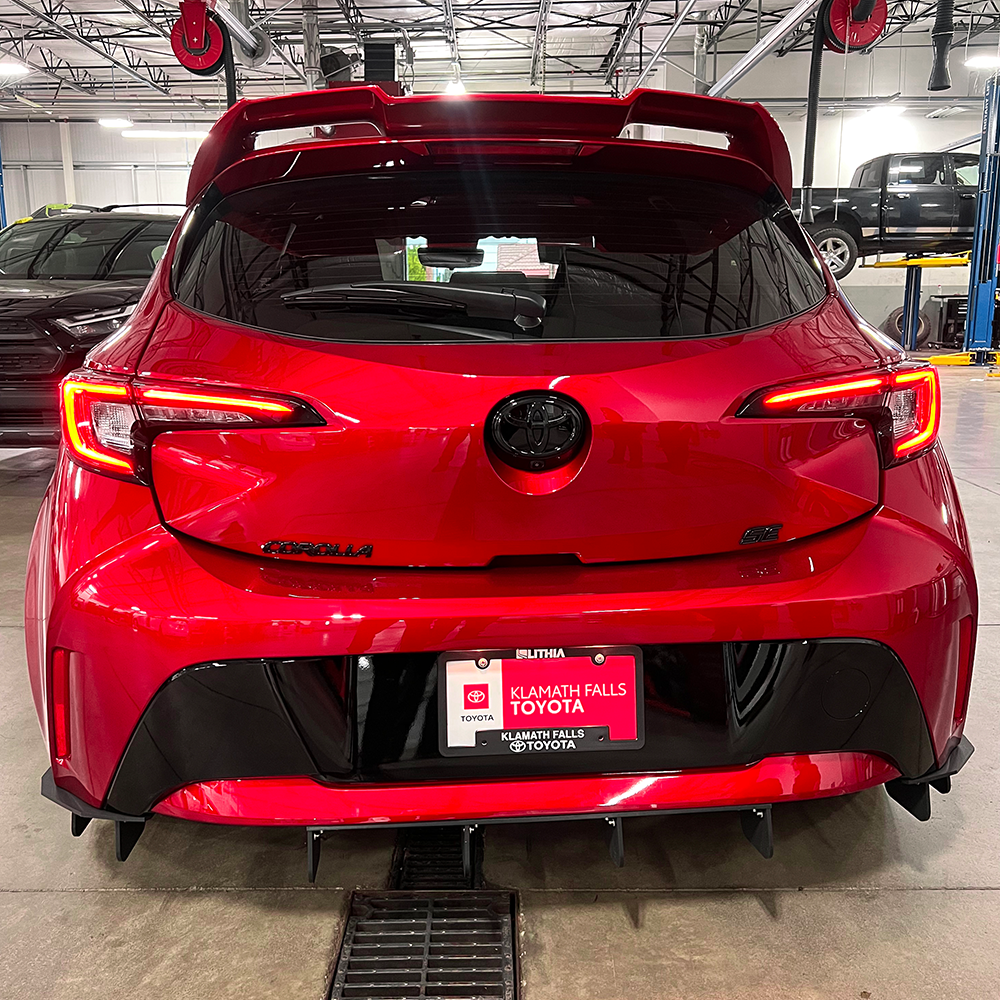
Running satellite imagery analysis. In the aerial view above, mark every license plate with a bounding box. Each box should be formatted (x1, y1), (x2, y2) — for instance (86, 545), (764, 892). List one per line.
(438, 646), (644, 757)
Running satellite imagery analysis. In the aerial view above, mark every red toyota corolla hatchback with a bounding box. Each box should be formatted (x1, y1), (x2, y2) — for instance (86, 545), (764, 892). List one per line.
(27, 86), (976, 866)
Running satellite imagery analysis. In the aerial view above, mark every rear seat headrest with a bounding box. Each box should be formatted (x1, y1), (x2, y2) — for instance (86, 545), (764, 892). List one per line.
(448, 270), (530, 290)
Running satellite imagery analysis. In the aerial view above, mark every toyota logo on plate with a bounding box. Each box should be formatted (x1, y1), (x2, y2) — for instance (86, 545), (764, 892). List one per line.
(467, 689), (485, 703)
(509, 740), (526, 753)
(487, 391), (587, 472)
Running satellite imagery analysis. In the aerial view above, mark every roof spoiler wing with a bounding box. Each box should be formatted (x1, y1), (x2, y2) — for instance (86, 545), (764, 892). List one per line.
(186, 86), (792, 205)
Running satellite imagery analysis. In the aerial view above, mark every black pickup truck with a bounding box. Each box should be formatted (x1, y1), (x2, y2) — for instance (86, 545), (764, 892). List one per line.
(793, 151), (980, 279)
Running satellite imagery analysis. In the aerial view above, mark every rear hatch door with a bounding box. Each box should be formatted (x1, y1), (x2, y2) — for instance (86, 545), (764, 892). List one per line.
(142, 299), (882, 567)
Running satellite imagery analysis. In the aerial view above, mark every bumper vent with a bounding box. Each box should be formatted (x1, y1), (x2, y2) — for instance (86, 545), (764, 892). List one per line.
(329, 893), (516, 1000)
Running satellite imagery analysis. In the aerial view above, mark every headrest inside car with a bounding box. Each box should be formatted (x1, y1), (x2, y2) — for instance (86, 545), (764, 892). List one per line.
(417, 247), (485, 268)
(448, 271), (530, 290)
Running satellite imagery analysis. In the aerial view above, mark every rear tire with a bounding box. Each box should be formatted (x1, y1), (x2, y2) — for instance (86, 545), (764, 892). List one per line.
(809, 225), (858, 280)
(883, 306), (932, 349)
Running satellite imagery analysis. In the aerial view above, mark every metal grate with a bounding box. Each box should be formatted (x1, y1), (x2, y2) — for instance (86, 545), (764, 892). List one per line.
(391, 826), (482, 891)
(329, 893), (516, 1000)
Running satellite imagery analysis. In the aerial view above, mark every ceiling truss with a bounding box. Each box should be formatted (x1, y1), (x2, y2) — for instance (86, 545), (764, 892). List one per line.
(0, 0), (992, 119)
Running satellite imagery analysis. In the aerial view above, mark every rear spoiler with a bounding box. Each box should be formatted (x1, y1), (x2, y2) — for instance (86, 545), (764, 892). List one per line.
(186, 86), (792, 205)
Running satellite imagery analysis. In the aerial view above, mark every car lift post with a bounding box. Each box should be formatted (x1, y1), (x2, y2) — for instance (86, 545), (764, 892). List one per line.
(901, 263), (923, 351)
(963, 72), (1000, 364)
(0, 130), (6, 228)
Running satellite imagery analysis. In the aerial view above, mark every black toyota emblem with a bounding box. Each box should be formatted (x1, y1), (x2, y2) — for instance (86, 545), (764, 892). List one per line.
(487, 392), (587, 471)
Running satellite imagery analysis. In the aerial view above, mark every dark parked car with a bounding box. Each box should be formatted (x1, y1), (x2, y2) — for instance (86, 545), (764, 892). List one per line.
(793, 151), (979, 278)
(0, 208), (178, 445)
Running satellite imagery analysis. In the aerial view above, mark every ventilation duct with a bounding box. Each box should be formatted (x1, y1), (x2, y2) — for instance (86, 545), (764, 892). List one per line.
(928, 0), (954, 92)
(320, 47), (359, 85)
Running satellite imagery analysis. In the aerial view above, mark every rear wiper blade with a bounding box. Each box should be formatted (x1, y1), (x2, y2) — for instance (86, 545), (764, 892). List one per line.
(281, 281), (546, 330)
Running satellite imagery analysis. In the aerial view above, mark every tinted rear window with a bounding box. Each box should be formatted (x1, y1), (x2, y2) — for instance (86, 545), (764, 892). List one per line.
(857, 160), (882, 187)
(175, 170), (826, 343)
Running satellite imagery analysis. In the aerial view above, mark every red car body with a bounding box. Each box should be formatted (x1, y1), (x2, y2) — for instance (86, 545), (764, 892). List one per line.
(27, 87), (976, 852)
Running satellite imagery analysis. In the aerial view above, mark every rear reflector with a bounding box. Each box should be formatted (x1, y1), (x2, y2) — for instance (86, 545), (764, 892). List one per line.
(740, 365), (940, 464)
(51, 648), (71, 761)
(59, 374), (324, 479)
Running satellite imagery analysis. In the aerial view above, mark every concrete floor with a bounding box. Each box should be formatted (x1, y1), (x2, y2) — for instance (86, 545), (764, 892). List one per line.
(1, 367), (997, 999)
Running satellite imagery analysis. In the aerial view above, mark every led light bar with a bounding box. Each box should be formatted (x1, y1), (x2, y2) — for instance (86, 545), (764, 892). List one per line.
(59, 374), (324, 480)
(740, 366), (941, 464)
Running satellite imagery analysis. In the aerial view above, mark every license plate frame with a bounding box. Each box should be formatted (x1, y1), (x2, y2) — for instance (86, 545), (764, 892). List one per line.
(438, 645), (644, 758)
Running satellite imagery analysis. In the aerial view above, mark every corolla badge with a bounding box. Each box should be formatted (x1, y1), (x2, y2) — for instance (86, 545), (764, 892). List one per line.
(487, 391), (587, 471)
(261, 540), (373, 558)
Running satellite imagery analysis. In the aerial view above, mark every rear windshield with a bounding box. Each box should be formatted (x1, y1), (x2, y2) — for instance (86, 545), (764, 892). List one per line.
(0, 218), (175, 280)
(174, 169), (826, 343)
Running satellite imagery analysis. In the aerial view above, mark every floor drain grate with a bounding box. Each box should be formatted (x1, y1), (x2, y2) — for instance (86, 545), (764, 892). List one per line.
(391, 826), (483, 890)
(329, 892), (517, 1000)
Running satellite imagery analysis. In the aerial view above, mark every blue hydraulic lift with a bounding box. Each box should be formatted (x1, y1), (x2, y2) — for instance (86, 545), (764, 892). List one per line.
(962, 72), (1000, 363)
(0, 129), (6, 229)
(903, 73), (1000, 365)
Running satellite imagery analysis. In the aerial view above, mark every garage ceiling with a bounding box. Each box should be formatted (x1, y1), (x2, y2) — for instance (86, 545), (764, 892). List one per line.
(0, 0), (994, 120)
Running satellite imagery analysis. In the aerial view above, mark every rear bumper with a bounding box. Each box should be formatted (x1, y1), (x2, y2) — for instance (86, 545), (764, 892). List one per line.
(152, 753), (901, 827)
(103, 640), (934, 817)
(34, 483), (976, 819)
(0, 425), (60, 446)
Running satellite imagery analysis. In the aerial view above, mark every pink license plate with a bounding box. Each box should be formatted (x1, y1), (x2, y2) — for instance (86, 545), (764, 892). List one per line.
(438, 646), (644, 757)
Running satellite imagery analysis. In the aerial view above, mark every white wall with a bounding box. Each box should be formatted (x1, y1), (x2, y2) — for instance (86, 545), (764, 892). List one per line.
(777, 114), (980, 187)
(1, 38), (993, 219)
(0, 122), (200, 222)
(656, 39), (990, 185)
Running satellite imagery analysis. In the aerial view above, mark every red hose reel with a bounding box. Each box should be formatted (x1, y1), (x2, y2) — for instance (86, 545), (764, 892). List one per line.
(822, 0), (888, 53)
(170, 0), (226, 76)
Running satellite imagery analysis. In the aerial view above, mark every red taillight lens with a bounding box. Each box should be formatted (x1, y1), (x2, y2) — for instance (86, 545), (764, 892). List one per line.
(61, 379), (138, 476)
(60, 374), (324, 479)
(51, 648), (71, 762)
(135, 386), (298, 423)
(761, 375), (886, 409)
(890, 368), (940, 458)
(739, 366), (940, 465)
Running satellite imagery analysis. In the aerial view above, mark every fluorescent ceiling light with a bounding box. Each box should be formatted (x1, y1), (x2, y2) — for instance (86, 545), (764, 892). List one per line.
(14, 94), (51, 113)
(863, 104), (906, 119)
(99, 117), (133, 129)
(123, 129), (209, 140)
(413, 43), (453, 60)
(965, 54), (1000, 70)
(0, 61), (30, 77)
(445, 80), (466, 95)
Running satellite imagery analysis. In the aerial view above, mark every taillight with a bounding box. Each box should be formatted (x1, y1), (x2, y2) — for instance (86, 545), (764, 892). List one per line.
(890, 369), (940, 457)
(738, 365), (940, 465)
(59, 373), (324, 480)
(51, 648), (71, 762)
(61, 379), (138, 476)
(135, 386), (300, 424)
